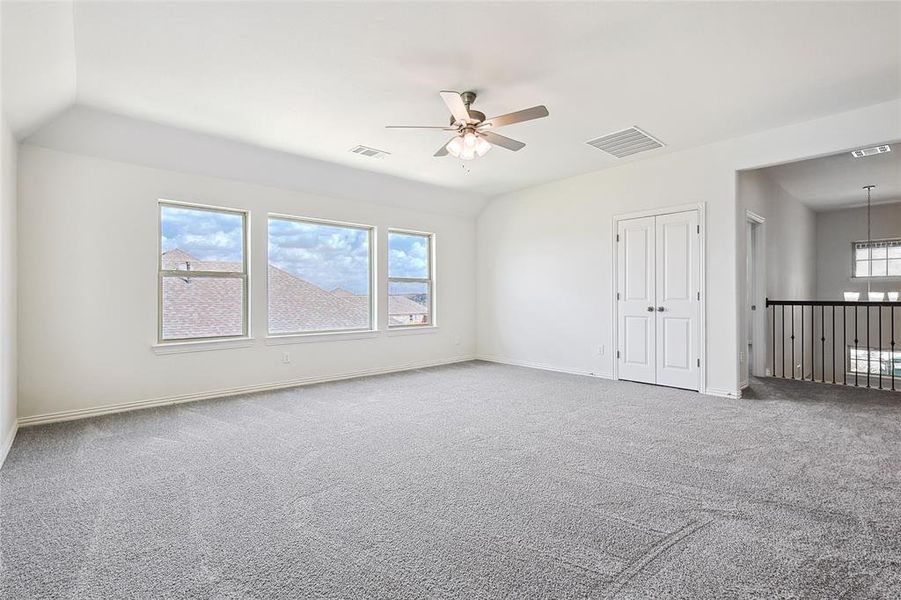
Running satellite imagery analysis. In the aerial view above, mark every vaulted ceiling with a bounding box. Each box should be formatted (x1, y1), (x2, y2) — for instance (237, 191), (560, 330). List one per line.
(3, 1), (900, 196)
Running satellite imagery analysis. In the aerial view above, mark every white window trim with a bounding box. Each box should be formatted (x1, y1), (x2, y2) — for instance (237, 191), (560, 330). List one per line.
(264, 330), (381, 345)
(157, 200), (250, 344)
(153, 337), (255, 355)
(267, 213), (376, 336)
(387, 229), (435, 329)
(386, 325), (439, 336)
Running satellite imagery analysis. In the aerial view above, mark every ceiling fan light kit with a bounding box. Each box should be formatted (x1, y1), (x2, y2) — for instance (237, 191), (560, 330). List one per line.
(386, 90), (549, 161)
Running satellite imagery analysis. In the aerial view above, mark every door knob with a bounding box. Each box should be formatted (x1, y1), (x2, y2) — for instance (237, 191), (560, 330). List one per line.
(657, 306), (665, 312)
(647, 306), (654, 312)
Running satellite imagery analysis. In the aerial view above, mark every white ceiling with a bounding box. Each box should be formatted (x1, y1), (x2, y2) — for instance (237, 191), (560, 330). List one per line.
(4, 1), (900, 196)
(763, 144), (901, 211)
(1, 1), (75, 136)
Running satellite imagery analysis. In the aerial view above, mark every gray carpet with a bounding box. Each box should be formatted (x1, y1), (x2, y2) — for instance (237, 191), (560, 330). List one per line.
(2, 361), (901, 599)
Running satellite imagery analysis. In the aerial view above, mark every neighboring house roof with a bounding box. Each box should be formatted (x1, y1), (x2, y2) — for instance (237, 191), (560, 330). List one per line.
(160, 249), (427, 338)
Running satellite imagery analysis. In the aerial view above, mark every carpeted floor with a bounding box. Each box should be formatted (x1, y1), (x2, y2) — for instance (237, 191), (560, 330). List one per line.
(2, 361), (901, 598)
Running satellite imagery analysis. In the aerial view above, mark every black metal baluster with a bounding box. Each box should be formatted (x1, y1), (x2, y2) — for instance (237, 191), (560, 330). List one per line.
(867, 305), (871, 389)
(831, 305), (836, 384)
(892, 306), (896, 392)
(810, 304), (815, 381)
(854, 306), (859, 387)
(878, 305), (883, 390)
(821, 306), (825, 384)
(772, 302), (776, 377)
(791, 306), (796, 380)
(801, 306), (805, 380)
(782, 304), (785, 379)
(843, 306), (847, 386)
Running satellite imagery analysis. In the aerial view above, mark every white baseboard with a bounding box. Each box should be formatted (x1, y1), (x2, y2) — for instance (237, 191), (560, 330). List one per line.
(17, 355), (475, 428)
(705, 387), (740, 398)
(0, 420), (18, 470)
(477, 354), (614, 380)
(478, 355), (734, 398)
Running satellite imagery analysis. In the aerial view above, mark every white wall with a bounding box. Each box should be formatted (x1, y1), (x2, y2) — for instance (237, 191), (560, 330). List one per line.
(739, 170), (817, 301)
(477, 100), (901, 397)
(17, 145), (477, 420)
(816, 201), (901, 301)
(1, 115), (17, 460)
(737, 169), (817, 382)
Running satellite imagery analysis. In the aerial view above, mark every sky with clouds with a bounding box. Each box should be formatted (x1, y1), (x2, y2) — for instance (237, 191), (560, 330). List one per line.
(161, 205), (244, 262)
(161, 207), (429, 296)
(268, 218), (371, 295)
(388, 232), (429, 279)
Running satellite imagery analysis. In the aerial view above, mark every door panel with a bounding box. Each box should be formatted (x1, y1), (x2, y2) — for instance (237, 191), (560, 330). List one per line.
(617, 217), (656, 384)
(655, 211), (700, 390)
(662, 317), (691, 369)
(660, 220), (691, 302)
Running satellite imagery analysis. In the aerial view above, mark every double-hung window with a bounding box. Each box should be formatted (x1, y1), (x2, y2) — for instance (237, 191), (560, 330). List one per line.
(159, 202), (248, 342)
(388, 230), (434, 327)
(853, 239), (901, 278)
(267, 216), (374, 335)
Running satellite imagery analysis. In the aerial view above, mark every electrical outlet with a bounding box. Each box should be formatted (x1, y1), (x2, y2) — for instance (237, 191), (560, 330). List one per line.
(282, 352), (290, 364)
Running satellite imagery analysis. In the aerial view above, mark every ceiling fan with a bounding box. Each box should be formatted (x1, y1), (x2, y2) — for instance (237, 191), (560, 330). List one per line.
(386, 91), (549, 160)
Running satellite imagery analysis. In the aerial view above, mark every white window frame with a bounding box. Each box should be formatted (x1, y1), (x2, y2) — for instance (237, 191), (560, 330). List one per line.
(387, 229), (435, 329)
(852, 238), (901, 279)
(266, 213), (376, 336)
(158, 200), (250, 343)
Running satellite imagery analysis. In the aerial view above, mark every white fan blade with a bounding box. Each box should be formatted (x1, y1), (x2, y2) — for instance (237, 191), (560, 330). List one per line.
(481, 131), (525, 151)
(440, 91), (471, 125)
(386, 125), (457, 130)
(480, 106), (548, 129)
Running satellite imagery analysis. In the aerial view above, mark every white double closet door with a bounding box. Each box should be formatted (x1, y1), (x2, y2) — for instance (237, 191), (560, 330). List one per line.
(617, 210), (700, 391)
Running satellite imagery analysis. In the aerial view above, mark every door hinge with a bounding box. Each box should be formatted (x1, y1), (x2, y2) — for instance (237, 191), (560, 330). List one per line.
(616, 233), (620, 242)
(697, 358), (701, 367)
(617, 350), (621, 359)
(697, 225), (700, 234)
(616, 291), (621, 300)
(697, 291), (700, 301)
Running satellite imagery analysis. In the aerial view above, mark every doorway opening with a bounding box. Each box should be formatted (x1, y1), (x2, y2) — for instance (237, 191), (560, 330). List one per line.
(744, 211), (766, 388)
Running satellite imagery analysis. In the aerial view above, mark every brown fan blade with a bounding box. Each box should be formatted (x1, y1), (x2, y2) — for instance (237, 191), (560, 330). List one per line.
(440, 91), (471, 125)
(481, 131), (525, 152)
(386, 125), (458, 130)
(434, 137), (454, 157)
(480, 105), (549, 129)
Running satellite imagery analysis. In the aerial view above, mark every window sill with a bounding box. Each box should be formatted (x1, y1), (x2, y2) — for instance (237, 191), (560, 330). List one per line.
(153, 337), (255, 355)
(386, 325), (439, 336)
(265, 330), (379, 345)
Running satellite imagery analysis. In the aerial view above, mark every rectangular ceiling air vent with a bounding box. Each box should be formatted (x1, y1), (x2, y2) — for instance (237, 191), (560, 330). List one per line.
(851, 144), (891, 158)
(587, 126), (664, 158)
(349, 145), (390, 159)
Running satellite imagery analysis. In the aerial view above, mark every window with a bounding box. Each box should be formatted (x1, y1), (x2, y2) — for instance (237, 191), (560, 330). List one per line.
(159, 202), (248, 342)
(853, 239), (901, 278)
(388, 230), (433, 327)
(849, 346), (901, 376)
(268, 216), (373, 334)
